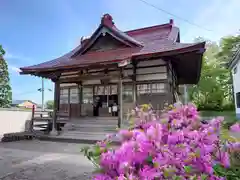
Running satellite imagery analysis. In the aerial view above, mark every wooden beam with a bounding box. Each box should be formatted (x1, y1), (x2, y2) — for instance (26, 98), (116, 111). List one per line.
(59, 73), (123, 83)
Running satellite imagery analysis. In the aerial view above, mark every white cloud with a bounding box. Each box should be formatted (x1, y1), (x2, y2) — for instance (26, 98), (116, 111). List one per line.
(4, 52), (33, 63)
(8, 65), (21, 73)
(182, 0), (240, 42)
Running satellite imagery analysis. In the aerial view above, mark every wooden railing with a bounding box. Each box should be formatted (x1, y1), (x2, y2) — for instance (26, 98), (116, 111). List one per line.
(30, 106), (52, 133)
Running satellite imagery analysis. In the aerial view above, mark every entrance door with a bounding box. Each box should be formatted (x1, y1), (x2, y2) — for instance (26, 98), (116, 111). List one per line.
(93, 85), (118, 117)
(109, 94), (118, 117)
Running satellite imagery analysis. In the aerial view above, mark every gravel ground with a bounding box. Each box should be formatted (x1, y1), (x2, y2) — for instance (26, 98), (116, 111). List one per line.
(0, 140), (94, 180)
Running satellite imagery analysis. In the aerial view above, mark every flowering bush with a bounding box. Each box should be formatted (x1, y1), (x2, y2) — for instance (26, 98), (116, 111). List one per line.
(82, 103), (240, 179)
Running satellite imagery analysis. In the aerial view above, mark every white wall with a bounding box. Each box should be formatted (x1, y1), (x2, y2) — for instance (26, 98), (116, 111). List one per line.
(0, 109), (32, 140)
(232, 62), (240, 116)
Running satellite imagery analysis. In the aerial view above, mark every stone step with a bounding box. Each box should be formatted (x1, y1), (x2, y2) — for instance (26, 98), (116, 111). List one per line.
(59, 133), (106, 141)
(63, 127), (116, 133)
(78, 118), (118, 121)
(67, 123), (117, 128)
(80, 117), (118, 120)
(59, 131), (119, 141)
(61, 130), (115, 135)
(76, 121), (118, 126)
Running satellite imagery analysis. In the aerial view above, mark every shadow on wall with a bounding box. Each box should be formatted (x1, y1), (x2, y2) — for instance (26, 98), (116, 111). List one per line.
(0, 108), (32, 138)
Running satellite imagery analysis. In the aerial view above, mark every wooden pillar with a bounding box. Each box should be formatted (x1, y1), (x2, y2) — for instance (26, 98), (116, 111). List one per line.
(118, 68), (123, 128)
(51, 78), (60, 135)
(166, 62), (173, 105)
(133, 61), (137, 105)
(68, 87), (71, 117)
(78, 83), (82, 117)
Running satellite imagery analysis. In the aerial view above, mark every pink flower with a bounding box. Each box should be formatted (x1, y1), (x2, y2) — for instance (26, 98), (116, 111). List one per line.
(146, 124), (162, 141)
(230, 123), (240, 132)
(86, 103), (233, 179)
(93, 174), (112, 180)
(118, 130), (132, 141)
(220, 152), (230, 168)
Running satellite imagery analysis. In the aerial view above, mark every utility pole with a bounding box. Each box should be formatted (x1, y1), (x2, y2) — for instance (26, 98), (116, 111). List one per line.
(38, 78), (52, 111)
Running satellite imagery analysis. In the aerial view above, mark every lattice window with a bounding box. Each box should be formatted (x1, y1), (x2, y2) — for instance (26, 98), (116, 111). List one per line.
(137, 83), (166, 95)
(137, 84), (151, 94)
(82, 87), (93, 104)
(151, 83), (166, 93)
(60, 88), (69, 104)
(123, 85), (133, 102)
(70, 87), (79, 104)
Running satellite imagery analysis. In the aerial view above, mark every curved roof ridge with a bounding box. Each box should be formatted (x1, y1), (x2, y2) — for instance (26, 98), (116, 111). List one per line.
(125, 23), (172, 35)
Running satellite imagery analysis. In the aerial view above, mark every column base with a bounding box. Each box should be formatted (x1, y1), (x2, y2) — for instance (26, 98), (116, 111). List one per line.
(50, 129), (59, 136)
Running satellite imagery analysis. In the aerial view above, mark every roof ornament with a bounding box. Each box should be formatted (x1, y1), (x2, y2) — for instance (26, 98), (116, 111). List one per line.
(80, 36), (89, 45)
(101, 13), (114, 27)
(169, 19), (174, 25)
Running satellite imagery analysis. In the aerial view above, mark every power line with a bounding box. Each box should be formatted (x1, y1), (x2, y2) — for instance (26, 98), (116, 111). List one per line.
(136, 0), (212, 32)
(14, 91), (39, 96)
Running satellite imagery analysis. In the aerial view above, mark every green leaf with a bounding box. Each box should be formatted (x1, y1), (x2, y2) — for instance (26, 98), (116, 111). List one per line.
(92, 145), (101, 157)
(173, 175), (182, 180)
(200, 174), (208, 180)
(145, 155), (153, 165)
(184, 165), (192, 174)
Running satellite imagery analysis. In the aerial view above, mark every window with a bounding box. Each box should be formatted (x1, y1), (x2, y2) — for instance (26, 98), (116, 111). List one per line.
(137, 83), (166, 95)
(236, 92), (240, 108)
(94, 86), (105, 95)
(151, 83), (166, 93)
(70, 87), (79, 104)
(82, 87), (93, 104)
(111, 85), (117, 95)
(123, 85), (133, 102)
(60, 88), (68, 104)
(137, 84), (151, 95)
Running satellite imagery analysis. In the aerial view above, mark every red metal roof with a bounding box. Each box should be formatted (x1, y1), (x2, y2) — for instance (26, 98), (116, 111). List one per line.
(20, 14), (205, 74)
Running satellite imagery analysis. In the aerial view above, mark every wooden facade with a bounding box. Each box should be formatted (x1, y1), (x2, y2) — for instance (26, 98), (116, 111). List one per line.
(20, 14), (205, 130)
(57, 58), (171, 119)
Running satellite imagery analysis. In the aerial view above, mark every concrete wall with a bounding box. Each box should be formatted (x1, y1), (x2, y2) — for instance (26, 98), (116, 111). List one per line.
(232, 61), (240, 119)
(0, 108), (32, 139)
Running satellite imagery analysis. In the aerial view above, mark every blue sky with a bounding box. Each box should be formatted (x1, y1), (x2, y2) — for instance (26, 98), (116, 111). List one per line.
(0, 0), (239, 104)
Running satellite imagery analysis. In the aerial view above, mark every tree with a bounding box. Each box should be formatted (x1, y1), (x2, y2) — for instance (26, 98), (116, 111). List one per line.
(46, 100), (54, 109)
(188, 38), (233, 110)
(217, 34), (240, 104)
(217, 34), (240, 64)
(0, 45), (12, 107)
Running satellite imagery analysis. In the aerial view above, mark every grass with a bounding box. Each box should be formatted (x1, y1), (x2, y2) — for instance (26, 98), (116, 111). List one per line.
(200, 111), (236, 121)
(200, 111), (235, 118)
(200, 111), (237, 129)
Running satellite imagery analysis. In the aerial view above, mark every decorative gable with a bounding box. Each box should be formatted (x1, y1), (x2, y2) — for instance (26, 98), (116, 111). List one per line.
(86, 33), (128, 52)
(71, 14), (143, 57)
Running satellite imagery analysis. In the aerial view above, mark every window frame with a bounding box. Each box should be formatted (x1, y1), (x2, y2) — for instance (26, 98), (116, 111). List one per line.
(236, 92), (240, 108)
